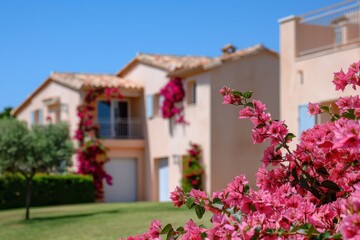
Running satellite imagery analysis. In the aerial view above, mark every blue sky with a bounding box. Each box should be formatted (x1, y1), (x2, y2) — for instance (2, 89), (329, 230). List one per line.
(0, 0), (342, 111)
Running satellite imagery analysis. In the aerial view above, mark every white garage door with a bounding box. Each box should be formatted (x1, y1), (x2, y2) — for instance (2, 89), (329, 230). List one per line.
(104, 158), (137, 202)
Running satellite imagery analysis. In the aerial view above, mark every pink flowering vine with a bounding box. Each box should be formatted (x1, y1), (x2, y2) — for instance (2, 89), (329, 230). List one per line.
(76, 86), (122, 199)
(128, 61), (360, 239)
(160, 77), (187, 124)
(182, 143), (205, 192)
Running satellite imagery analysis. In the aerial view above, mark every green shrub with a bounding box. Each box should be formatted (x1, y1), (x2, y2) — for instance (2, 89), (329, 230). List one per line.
(0, 174), (94, 209)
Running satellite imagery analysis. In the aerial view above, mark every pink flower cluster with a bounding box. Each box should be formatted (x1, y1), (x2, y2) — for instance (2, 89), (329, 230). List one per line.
(333, 61), (360, 91)
(128, 61), (360, 239)
(340, 184), (360, 239)
(160, 78), (186, 124)
(182, 143), (205, 192)
(128, 220), (162, 240)
(76, 87), (122, 199)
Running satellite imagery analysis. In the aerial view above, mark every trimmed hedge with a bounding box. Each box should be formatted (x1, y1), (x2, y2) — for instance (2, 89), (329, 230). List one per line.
(0, 174), (94, 209)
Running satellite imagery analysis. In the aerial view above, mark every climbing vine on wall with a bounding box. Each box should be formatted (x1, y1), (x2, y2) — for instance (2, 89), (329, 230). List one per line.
(160, 77), (187, 124)
(182, 143), (204, 192)
(75, 87), (122, 199)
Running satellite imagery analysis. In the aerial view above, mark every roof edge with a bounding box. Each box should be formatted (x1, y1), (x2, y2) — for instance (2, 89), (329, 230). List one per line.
(169, 44), (278, 78)
(13, 77), (53, 116)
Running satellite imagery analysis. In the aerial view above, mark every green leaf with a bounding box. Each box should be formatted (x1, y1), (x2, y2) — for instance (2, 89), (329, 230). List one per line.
(316, 167), (329, 177)
(299, 176), (310, 189)
(275, 144), (283, 152)
(233, 210), (242, 223)
(291, 167), (299, 182)
(250, 227), (261, 240)
(316, 231), (331, 240)
(285, 133), (296, 141)
(256, 123), (265, 129)
(243, 91), (253, 99)
(250, 204), (256, 212)
(330, 116), (338, 122)
(186, 197), (195, 209)
(212, 199), (224, 210)
(342, 109), (355, 120)
(232, 90), (243, 97)
(246, 102), (254, 108)
(321, 180), (341, 192)
(175, 226), (184, 233)
(166, 228), (175, 240)
(306, 224), (319, 237)
(160, 223), (173, 234)
(226, 207), (235, 214)
(243, 185), (250, 195)
(200, 232), (207, 239)
(320, 105), (330, 113)
(194, 205), (205, 219)
(265, 228), (275, 234)
(331, 233), (342, 239)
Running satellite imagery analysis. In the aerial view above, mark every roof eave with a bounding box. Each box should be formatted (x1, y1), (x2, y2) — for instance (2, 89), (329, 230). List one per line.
(167, 65), (206, 78)
(116, 57), (171, 77)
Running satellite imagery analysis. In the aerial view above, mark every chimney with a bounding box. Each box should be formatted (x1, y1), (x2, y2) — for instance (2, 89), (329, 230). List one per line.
(221, 44), (236, 55)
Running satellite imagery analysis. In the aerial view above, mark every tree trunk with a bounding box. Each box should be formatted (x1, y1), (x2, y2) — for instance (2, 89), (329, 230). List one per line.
(25, 178), (33, 220)
(21, 169), (35, 221)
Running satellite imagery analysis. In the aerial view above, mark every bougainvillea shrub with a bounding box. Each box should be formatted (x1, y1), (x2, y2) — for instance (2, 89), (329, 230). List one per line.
(75, 87), (122, 199)
(160, 77), (187, 124)
(182, 143), (205, 192)
(128, 61), (360, 239)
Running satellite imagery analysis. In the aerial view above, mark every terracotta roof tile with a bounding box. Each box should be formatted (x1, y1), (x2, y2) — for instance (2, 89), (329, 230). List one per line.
(136, 53), (213, 71)
(50, 72), (142, 90)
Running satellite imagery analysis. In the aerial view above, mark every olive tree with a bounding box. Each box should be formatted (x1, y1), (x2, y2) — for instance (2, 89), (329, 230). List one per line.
(0, 119), (74, 220)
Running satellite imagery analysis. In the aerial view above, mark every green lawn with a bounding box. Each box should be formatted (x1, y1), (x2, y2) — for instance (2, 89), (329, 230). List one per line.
(0, 202), (211, 240)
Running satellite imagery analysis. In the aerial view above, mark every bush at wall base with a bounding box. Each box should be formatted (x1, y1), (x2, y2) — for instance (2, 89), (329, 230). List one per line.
(0, 174), (94, 209)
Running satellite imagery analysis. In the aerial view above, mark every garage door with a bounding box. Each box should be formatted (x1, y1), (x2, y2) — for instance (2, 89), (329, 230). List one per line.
(104, 158), (137, 202)
(158, 158), (170, 202)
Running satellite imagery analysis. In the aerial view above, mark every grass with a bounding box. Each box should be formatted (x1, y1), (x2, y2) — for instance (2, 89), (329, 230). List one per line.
(0, 202), (211, 240)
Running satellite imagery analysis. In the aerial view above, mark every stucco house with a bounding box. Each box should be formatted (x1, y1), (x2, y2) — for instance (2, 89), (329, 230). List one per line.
(279, 0), (360, 140)
(13, 44), (279, 202)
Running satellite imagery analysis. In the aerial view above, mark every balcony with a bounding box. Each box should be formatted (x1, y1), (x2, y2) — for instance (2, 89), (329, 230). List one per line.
(297, 0), (360, 56)
(97, 118), (144, 139)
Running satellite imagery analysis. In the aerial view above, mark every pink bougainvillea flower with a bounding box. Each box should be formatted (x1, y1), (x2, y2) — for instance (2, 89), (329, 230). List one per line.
(170, 186), (186, 208)
(308, 102), (321, 115)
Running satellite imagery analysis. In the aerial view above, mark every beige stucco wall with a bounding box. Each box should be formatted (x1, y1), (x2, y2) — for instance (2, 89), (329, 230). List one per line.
(120, 63), (171, 201)
(168, 72), (212, 194)
(209, 53), (280, 192)
(16, 81), (81, 139)
(280, 16), (360, 146)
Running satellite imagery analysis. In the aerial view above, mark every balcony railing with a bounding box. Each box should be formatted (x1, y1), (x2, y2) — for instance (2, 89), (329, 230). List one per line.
(97, 118), (143, 139)
(297, 0), (360, 56)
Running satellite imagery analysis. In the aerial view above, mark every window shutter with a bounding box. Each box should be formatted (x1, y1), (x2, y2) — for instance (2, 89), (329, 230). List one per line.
(38, 109), (43, 125)
(30, 111), (35, 126)
(146, 95), (154, 118)
(298, 104), (315, 136)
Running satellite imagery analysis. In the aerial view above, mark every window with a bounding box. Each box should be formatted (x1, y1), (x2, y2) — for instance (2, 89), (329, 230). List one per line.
(48, 105), (61, 123)
(146, 95), (154, 118)
(334, 25), (343, 45)
(153, 93), (164, 116)
(187, 80), (196, 104)
(298, 104), (315, 136)
(97, 100), (129, 138)
(30, 109), (43, 126)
